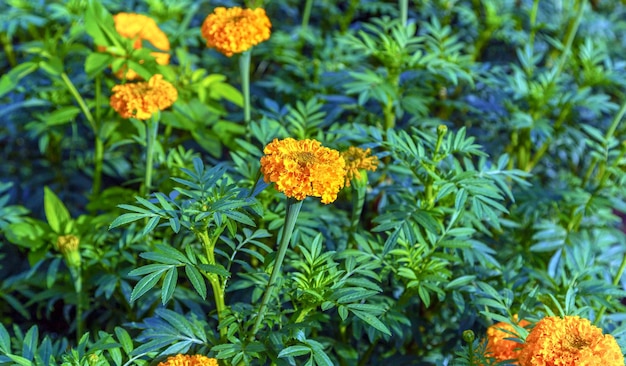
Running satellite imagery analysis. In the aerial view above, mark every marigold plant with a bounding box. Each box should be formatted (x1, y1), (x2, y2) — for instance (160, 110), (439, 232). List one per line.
(110, 74), (178, 120)
(110, 12), (171, 80)
(200, 7), (271, 57)
(157, 354), (219, 366)
(484, 317), (530, 364)
(518, 316), (624, 366)
(260, 138), (346, 204)
(341, 146), (379, 187)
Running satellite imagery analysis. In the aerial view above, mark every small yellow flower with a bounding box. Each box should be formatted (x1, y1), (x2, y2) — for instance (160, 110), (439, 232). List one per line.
(110, 13), (171, 80)
(483, 317), (530, 364)
(201, 7), (271, 57)
(56, 234), (81, 268)
(110, 74), (178, 120)
(518, 315), (624, 366)
(157, 354), (219, 366)
(260, 138), (346, 204)
(341, 147), (378, 187)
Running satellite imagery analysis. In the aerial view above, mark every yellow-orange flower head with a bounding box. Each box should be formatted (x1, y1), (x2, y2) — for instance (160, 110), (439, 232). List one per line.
(111, 13), (171, 80)
(484, 318), (530, 364)
(110, 74), (178, 120)
(201, 7), (271, 57)
(518, 315), (624, 366)
(157, 354), (219, 366)
(341, 147), (379, 187)
(260, 138), (346, 204)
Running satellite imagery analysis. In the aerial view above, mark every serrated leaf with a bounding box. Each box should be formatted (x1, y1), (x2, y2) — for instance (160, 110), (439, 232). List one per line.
(129, 269), (166, 303)
(161, 267), (178, 304)
(109, 213), (149, 229)
(185, 265), (207, 300)
(350, 309), (391, 336)
(278, 345), (311, 358)
(114, 327), (133, 354)
(198, 263), (230, 277)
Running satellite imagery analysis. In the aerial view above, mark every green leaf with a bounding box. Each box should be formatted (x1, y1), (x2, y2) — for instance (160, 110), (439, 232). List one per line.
(43, 187), (71, 234)
(129, 269), (167, 303)
(185, 265), (207, 300)
(198, 263), (230, 277)
(161, 267), (178, 304)
(278, 345), (311, 358)
(109, 213), (149, 229)
(350, 309), (391, 336)
(45, 106), (81, 126)
(85, 52), (113, 77)
(114, 327), (133, 354)
(0, 323), (10, 353)
(7, 355), (32, 366)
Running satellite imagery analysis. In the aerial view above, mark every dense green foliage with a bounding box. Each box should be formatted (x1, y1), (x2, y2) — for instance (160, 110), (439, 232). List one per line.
(1, 0), (626, 365)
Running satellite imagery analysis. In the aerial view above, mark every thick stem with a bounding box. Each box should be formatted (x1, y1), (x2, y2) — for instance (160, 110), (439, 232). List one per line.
(250, 198), (303, 338)
(239, 50), (252, 125)
(69, 266), (83, 343)
(142, 114), (160, 197)
(399, 0), (408, 27)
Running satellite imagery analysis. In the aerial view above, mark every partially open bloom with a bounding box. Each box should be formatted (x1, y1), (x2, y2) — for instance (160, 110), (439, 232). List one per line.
(518, 315), (624, 366)
(110, 74), (178, 120)
(341, 147), (379, 187)
(260, 138), (346, 204)
(56, 234), (81, 268)
(484, 317), (530, 364)
(201, 7), (271, 57)
(157, 354), (219, 366)
(110, 13), (171, 80)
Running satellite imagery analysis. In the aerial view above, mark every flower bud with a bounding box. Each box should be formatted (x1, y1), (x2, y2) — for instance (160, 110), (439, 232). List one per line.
(56, 234), (81, 268)
(462, 329), (475, 343)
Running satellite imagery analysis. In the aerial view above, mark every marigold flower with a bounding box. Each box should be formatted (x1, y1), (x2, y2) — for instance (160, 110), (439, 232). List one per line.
(110, 74), (178, 120)
(484, 317), (530, 364)
(260, 138), (346, 204)
(518, 315), (624, 366)
(201, 7), (271, 57)
(110, 13), (171, 80)
(341, 146), (379, 187)
(157, 354), (219, 366)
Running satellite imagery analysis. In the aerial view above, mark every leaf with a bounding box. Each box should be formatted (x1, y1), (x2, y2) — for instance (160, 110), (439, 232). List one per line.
(129, 269), (167, 303)
(161, 267), (178, 304)
(44, 187), (71, 233)
(109, 213), (149, 229)
(278, 345), (311, 358)
(350, 309), (391, 336)
(198, 263), (230, 277)
(114, 327), (133, 354)
(45, 106), (81, 126)
(85, 52), (113, 77)
(185, 265), (207, 300)
(0, 323), (10, 353)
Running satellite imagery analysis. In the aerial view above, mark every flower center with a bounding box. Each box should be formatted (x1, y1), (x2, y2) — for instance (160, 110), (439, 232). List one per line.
(294, 151), (316, 165)
(567, 334), (590, 350)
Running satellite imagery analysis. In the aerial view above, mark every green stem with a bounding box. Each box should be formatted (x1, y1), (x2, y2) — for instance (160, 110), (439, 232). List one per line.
(399, 0), (408, 26)
(142, 114), (160, 197)
(528, 0), (540, 55)
(239, 50), (252, 125)
(348, 180), (367, 244)
(250, 198), (303, 338)
(197, 227), (228, 338)
(594, 253), (626, 325)
(605, 99), (626, 141)
(61, 72), (97, 133)
(1, 32), (17, 67)
(69, 266), (83, 343)
(302, 0), (313, 30)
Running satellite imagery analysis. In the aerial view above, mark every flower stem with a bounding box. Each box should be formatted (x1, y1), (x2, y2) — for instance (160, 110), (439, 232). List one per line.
(302, 0), (313, 30)
(239, 50), (252, 125)
(142, 113), (160, 197)
(197, 227), (228, 338)
(250, 198), (303, 338)
(399, 0), (408, 27)
(69, 266), (83, 343)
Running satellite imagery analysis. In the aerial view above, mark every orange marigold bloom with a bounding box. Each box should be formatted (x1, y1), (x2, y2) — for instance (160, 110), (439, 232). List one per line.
(111, 13), (171, 80)
(110, 74), (178, 120)
(260, 138), (346, 204)
(201, 7), (271, 57)
(157, 354), (219, 366)
(341, 147), (379, 187)
(518, 315), (624, 366)
(484, 318), (530, 364)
